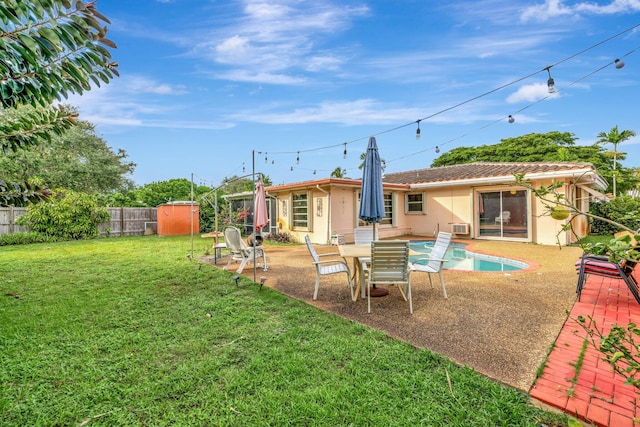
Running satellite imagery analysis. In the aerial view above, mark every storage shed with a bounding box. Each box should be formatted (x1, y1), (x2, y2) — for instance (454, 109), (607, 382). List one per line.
(157, 202), (199, 236)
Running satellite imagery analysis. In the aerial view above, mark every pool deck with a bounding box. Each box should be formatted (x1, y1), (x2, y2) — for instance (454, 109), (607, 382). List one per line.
(529, 269), (640, 426)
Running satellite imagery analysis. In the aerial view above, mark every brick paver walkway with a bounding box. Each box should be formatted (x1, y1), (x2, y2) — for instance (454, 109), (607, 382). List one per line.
(530, 270), (640, 426)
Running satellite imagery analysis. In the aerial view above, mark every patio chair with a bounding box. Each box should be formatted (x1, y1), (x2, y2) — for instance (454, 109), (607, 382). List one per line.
(364, 240), (412, 314)
(495, 211), (511, 225)
(223, 226), (267, 274)
(305, 235), (353, 300)
(576, 255), (640, 304)
(408, 231), (452, 299)
(354, 227), (378, 245)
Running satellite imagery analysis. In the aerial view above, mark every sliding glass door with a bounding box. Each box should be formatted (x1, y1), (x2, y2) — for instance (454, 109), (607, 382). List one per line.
(477, 190), (528, 239)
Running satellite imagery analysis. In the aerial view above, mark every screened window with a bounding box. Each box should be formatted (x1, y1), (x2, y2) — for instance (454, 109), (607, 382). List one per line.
(292, 193), (309, 229)
(406, 193), (424, 213)
(381, 193), (393, 225)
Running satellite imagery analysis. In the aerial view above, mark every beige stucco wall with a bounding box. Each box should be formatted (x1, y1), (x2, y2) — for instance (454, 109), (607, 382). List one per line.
(271, 176), (589, 246)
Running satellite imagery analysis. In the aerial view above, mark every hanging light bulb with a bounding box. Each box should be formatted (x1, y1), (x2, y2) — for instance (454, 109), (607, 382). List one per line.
(296, 151), (300, 164)
(508, 115), (515, 124)
(545, 67), (557, 94)
(415, 120), (421, 140)
(271, 160), (274, 164)
(313, 170), (316, 175)
(290, 166), (293, 171)
(264, 152), (268, 163)
(615, 58), (625, 69)
(435, 146), (440, 153)
(242, 162), (245, 173)
(343, 143), (347, 159)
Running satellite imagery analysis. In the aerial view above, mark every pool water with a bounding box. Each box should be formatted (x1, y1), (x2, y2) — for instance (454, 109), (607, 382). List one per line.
(409, 241), (528, 272)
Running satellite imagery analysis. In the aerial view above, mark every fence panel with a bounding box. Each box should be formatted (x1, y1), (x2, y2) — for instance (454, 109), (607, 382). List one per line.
(0, 207), (28, 234)
(0, 207), (157, 237)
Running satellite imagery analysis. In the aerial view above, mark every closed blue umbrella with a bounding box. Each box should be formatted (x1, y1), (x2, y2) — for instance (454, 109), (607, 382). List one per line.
(359, 136), (385, 226)
(359, 136), (386, 296)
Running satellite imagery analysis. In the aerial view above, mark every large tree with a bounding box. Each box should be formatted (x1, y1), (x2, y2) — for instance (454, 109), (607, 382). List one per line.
(0, 0), (118, 206)
(432, 131), (638, 194)
(0, 105), (135, 194)
(596, 126), (637, 196)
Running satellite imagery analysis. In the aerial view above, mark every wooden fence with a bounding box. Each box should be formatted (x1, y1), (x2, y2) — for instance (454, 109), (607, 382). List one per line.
(0, 207), (157, 237)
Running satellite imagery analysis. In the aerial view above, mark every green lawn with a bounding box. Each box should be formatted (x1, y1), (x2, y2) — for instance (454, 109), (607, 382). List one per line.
(0, 236), (569, 426)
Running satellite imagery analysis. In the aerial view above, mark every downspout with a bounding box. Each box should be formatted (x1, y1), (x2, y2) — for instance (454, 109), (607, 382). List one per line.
(316, 185), (331, 244)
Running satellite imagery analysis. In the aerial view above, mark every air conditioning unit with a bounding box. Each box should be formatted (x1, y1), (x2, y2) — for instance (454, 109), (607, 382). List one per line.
(452, 223), (470, 234)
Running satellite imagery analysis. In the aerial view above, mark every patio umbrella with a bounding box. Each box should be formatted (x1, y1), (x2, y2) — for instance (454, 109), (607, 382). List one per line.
(359, 136), (385, 229)
(254, 175), (268, 232)
(359, 136), (387, 297)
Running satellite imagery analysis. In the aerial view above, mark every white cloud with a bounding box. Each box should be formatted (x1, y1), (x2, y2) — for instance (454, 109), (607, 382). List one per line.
(506, 83), (558, 103)
(521, 0), (640, 22)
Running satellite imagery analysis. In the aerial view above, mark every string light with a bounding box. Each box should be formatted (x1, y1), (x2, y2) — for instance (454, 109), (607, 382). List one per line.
(242, 162), (245, 173)
(545, 66), (557, 94)
(415, 120), (421, 140)
(296, 151), (300, 164)
(224, 24), (639, 183)
(264, 152), (268, 163)
(290, 166), (294, 171)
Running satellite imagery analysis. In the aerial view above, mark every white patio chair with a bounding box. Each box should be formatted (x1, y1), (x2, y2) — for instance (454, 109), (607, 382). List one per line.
(364, 240), (412, 314)
(305, 235), (353, 300)
(495, 211), (511, 225)
(409, 231), (451, 299)
(354, 227), (378, 245)
(223, 226), (267, 274)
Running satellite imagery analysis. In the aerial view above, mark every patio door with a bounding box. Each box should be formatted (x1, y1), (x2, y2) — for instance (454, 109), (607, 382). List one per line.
(477, 190), (528, 240)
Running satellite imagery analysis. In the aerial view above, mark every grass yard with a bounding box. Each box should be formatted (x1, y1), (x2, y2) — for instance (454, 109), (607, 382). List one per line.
(0, 235), (569, 426)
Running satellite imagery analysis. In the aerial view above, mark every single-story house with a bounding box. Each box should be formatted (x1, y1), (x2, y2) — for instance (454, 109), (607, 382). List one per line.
(260, 162), (608, 246)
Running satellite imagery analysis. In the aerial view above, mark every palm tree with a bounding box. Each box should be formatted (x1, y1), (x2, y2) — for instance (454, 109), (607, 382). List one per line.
(330, 167), (346, 178)
(596, 126), (636, 197)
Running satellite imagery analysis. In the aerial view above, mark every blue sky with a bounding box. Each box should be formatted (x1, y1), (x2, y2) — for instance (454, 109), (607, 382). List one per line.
(68, 0), (640, 187)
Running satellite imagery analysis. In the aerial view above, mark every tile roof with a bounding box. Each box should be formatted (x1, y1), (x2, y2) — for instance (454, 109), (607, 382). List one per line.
(382, 162), (595, 185)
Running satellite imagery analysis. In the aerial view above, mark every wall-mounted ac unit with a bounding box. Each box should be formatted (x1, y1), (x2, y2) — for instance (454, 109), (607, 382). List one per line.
(452, 223), (470, 234)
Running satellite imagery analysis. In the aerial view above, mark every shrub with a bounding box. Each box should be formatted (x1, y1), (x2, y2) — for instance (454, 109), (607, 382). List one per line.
(16, 189), (110, 240)
(0, 231), (59, 246)
(265, 232), (294, 243)
(590, 196), (640, 235)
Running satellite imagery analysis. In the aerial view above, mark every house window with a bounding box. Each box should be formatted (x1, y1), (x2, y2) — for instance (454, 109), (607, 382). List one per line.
(406, 193), (424, 213)
(357, 192), (394, 226)
(292, 192), (309, 229)
(381, 193), (393, 225)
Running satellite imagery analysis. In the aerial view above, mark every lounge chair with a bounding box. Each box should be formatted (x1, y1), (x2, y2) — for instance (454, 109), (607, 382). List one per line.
(305, 235), (353, 300)
(364, 240), (412, 314)
(409, 231), (452, 299)
(223, 226), (267, 274)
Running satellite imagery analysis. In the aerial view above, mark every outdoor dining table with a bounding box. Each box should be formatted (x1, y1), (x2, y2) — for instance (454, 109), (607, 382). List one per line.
(338, 244), (370, 301)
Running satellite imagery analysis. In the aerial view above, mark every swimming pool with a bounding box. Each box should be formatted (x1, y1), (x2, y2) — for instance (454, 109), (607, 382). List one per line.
(409, 241), (528, 272)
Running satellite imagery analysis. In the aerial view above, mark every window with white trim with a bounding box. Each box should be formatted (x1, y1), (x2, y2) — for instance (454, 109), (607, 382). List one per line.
(406, 193), (424, 213)
(292, 192), (309, 229)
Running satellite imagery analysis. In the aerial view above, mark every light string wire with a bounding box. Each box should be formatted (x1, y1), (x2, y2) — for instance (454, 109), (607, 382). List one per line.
(386, 45), (640, 165)
(208, 23), (639, 183)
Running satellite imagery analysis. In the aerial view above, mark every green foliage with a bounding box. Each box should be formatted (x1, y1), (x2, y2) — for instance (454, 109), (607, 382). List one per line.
(0, 231), (59, 246)
(16, 189), (109, 239)
(434, 131), (639, 196)
(0, 1), (118, 110)
(576, 316), (640, 392)
(0, 0), (117, 207)
(589, 196), (640, 235)
(133, 178), (210, 207)
(0, 105), (136, 194)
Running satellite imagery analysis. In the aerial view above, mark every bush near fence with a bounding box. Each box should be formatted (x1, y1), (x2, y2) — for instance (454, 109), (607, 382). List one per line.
(0, 207), (157, 238)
